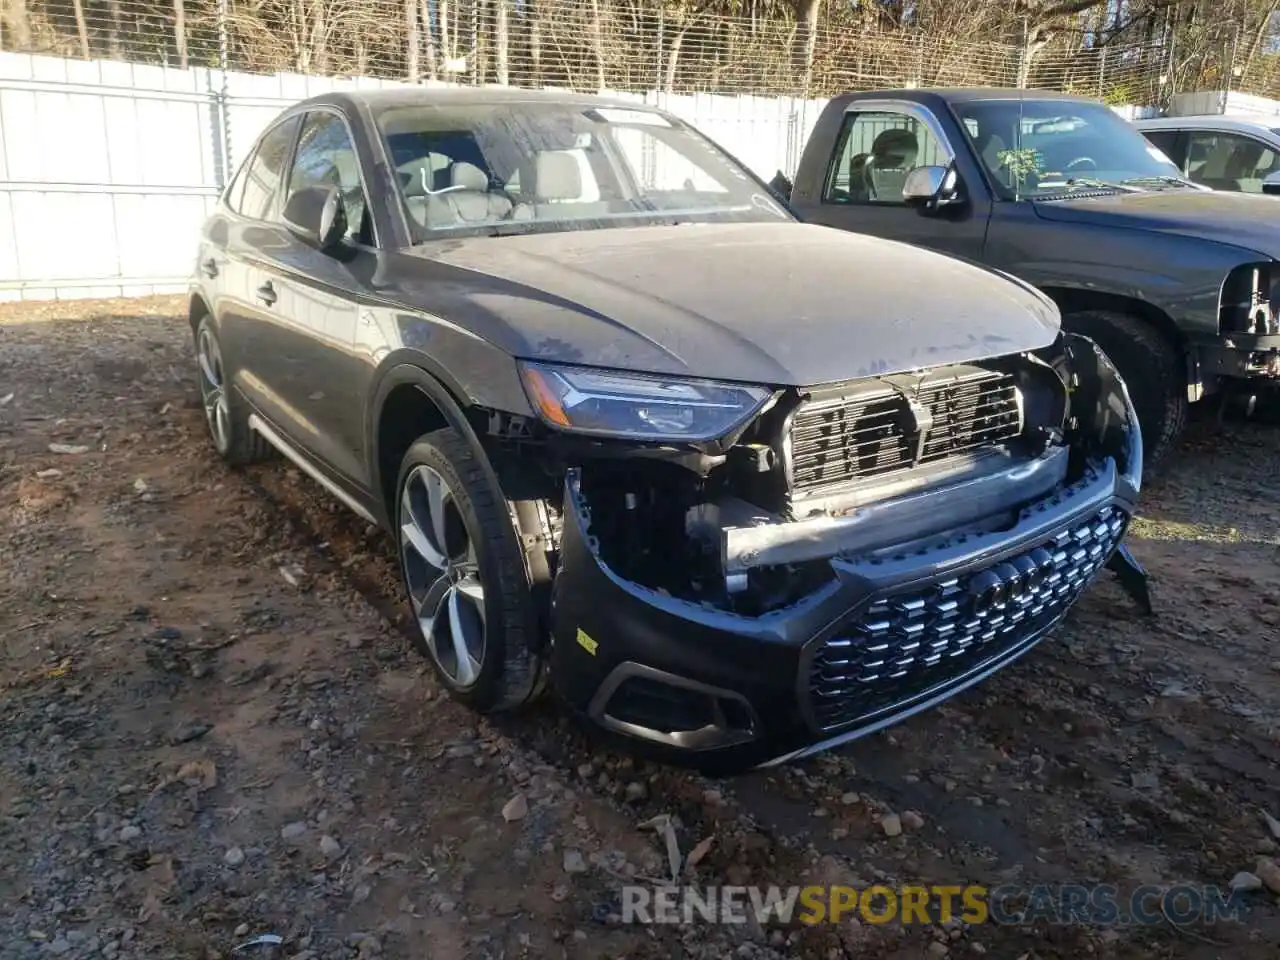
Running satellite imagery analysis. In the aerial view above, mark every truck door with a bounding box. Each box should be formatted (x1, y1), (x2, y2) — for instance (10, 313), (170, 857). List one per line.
(793, 103), (991, 262)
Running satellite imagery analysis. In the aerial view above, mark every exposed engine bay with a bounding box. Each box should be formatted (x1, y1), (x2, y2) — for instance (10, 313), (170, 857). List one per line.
(486, 333), (1145, 618)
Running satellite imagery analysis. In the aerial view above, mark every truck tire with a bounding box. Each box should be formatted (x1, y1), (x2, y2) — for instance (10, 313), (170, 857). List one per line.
(1061, 309), (1186, 468)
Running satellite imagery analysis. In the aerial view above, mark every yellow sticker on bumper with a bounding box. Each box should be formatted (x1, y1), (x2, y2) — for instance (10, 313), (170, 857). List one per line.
(575, 627), (598, 656)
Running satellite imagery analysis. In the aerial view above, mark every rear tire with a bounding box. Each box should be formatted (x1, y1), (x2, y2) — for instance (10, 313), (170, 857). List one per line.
(394, 428), (545, 713)
(194, 316), (271, 465)
(1061, 309), (1187, 467)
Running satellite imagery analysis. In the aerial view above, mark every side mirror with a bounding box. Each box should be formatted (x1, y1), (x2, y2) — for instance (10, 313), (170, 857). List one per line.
(767, 170), (794, 203)
(903, 164), (963, 212)
(282, 185), (347, 252)
(1263, 171), (1280, 196)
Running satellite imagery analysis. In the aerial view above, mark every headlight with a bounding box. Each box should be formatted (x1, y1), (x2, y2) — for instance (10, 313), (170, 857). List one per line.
(518, 361), (772, 441)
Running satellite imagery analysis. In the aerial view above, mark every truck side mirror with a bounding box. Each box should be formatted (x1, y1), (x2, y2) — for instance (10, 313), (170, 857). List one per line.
(767, 170), (794, 203)
(1263, 171), (1280, 196)
(903, 164), (963, 213)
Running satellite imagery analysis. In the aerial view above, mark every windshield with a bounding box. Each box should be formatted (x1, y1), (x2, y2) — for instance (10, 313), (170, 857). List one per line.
(375, 101), (792, 240)
(950, 98), (1186, 199)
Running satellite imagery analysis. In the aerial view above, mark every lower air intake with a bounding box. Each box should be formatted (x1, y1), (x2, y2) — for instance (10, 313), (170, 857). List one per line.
(807, 505), (1127, 732)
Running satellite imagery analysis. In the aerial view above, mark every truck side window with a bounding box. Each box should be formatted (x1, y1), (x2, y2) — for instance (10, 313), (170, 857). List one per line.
(1184, 132), (1280, 193)
(824, 111), (947, 205)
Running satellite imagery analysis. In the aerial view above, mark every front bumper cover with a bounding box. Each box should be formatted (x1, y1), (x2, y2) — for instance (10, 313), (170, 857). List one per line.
(547, 336), (1144, 771)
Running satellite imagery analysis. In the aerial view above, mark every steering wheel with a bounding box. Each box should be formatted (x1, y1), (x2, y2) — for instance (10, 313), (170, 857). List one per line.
(1065, 156), (1097, 172)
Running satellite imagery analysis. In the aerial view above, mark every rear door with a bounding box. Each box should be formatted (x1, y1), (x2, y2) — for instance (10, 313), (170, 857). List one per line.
(794, 103), (991, 260)
(218, 114), (304, 430)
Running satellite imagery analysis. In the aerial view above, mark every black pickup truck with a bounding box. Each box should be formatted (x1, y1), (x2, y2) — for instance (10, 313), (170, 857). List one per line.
(770, 88), (1280, 464)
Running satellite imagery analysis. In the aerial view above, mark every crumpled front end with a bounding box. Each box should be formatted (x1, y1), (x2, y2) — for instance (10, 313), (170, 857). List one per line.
(545, 333), (1143, 772)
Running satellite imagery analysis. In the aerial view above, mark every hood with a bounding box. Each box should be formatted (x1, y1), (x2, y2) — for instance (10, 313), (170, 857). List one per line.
(405, 222), (1059, 386)
(1031, 189), (1280, 259)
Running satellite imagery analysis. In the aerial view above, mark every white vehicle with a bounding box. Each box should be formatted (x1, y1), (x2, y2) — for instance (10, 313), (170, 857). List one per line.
(1134, 115), (1280, 196)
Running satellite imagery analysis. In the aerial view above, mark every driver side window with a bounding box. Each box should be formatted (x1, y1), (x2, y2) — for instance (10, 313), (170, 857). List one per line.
(286, 111), (373, 245)
(824, 111), (948, 205)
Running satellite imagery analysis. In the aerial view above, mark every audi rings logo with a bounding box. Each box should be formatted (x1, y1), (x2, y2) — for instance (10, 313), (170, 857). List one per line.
(968, 548), (1056, 615)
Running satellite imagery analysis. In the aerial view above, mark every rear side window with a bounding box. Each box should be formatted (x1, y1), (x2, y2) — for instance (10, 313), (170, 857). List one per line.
(236, 116), (302, 221)
(223, 154), (251, 212)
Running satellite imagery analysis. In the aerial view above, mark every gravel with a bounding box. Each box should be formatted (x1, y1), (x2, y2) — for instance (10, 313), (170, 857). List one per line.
(1, 296), (1278, 958)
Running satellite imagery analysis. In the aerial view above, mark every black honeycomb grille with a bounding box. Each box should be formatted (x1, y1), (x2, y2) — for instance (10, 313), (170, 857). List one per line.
(807, 505), (1127, 732)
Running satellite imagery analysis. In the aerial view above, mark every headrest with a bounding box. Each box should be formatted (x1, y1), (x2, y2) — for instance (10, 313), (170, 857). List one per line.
(450, 161), (488, 191)
(870, 128), (918, 165)
(534, 151), (582, 201)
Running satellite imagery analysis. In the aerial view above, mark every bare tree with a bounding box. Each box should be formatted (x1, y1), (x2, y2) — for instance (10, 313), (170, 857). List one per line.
(588, 0), (606, 88)
(495, 0), (509, 84)
(792, 0), (820, 92)
(107, 0), (124, 58)
(1, 0), (34, 49)
(406, 0), (420, 79)
(173, 0), (189, 67)
(70, 0), (90, 58)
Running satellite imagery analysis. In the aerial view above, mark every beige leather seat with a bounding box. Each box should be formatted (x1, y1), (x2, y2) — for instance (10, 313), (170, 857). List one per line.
(512, 151), (586, 220)
(407, 161), (512, 230)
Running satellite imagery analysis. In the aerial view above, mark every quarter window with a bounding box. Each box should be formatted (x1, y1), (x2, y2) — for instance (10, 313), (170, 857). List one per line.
(287, 111), (372, 244)
(1183, 131), (1280, 193)
(824, 111), (949, 205)
(237, 116), (302, 221)
(223, 152), (252, 212)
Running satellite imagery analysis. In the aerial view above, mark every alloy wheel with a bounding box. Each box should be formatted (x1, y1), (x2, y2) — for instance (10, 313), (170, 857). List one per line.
(196, 326), (231, 453)
(399, 464), (487, 687)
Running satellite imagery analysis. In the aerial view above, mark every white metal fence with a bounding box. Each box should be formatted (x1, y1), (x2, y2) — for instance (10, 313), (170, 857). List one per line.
(0, 50), (826, 301)
(2, 48), (1275, 302)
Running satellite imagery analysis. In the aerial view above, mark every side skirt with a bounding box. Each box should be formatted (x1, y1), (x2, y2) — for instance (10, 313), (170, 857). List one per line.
(247, 413), (378, 526)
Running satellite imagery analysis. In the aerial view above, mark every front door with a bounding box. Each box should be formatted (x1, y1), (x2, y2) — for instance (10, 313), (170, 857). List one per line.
(797, 106), (991, 261)
(253, 108), (382, 489)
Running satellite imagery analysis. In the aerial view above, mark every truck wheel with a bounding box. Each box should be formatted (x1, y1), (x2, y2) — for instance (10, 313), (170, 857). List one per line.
(1062, 309), (1187, 467)
(394, 428), (545, 712)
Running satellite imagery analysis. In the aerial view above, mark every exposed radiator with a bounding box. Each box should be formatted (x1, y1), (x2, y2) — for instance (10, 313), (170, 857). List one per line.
(788, 367), (1022, 495)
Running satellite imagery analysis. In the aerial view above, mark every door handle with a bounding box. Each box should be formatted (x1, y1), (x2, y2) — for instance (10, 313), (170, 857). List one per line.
(201, 257), (219, 279)
(256, 281), (277, 307)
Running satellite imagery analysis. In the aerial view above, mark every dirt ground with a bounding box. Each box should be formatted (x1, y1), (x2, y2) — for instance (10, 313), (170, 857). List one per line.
(1, 295), (1278, 960)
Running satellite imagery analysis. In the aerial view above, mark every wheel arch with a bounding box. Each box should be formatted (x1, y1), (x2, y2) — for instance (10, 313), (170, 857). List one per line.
(1042, 286), (1187, 354)
(367, 357), (497, 531)
(188, 292), (211, 333)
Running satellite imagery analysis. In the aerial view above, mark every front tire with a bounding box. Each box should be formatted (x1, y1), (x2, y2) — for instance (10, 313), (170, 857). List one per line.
(1062, 309), (1187, 467)
(395, 428), (544, 712)
(194, 317), (271, 465)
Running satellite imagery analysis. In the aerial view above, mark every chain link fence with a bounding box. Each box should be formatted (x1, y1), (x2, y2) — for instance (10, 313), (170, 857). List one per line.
(0, 0), (1266, 106)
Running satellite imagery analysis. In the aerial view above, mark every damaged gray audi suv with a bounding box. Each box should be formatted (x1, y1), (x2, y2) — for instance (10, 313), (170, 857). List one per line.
(188, 88), (1147, 772)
